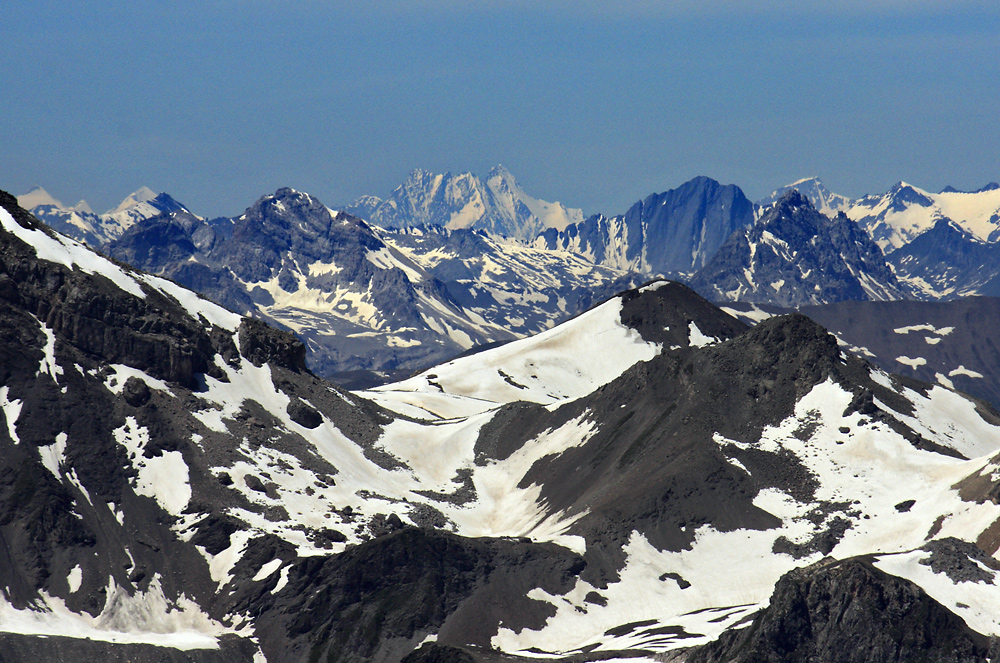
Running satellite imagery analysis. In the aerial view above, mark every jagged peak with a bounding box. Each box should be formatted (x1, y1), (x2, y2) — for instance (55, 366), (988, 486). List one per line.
(487, 163), (515, 179)
(771, 188), (815, 213)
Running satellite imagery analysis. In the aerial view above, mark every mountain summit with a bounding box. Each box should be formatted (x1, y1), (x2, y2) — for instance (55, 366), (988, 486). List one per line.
(345, 165), (583, 241)
(690, 190), (904, 306)
(534, 175), (756, 275)
(758, 177), (852, 217)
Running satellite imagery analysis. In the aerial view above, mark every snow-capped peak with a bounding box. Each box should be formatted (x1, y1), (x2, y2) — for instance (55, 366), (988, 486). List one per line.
(758, 177), (852, 217)
(17, 186), (64, 210)
(108, 186), (158, 215)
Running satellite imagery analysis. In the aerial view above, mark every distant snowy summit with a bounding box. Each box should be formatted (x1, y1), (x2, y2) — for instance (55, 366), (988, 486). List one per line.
(759, 177), (1000, 256)
(16, 185), (195, 246)
(846, 181), (1000, 253)
(344, 165), (584, 241)
(758, 177), (852, 217)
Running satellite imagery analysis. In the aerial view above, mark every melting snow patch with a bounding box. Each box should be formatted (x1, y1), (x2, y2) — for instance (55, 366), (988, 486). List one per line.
(272, 566), (291, 594)
(114, 417), (190, 516)
(104, 364), (174, 397)
(252, 559), (283, 582)
(200, 530), (254, 591)
(720, 305), (773, 324)
(875, 549), (1000, 636)
(34, 316), (64, 383)
(0, 575), (230, 650)
(0, 386), (23, 444)
(688, 321), (718, 348)
(68, 565), (82, 593)
(896, 356), (927, 369)
(492, 529), (770, 656)
(639, 281), (669, 293)
(894, 324), (954, 336)
(39, 432), (69, 481)
(950, 366), (984, 379)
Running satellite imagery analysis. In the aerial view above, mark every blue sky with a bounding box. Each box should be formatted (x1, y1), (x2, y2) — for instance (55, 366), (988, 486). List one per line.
(2, 1), (998, 218)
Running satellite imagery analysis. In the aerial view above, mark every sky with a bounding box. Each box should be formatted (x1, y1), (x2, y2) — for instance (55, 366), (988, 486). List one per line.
(2, 1), (999, 218)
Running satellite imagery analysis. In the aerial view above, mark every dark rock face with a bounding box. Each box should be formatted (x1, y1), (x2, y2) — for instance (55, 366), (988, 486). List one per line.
(889, 218), (1000, 299)
(690, 557), (990, 663)
(237, 318), (306, 371)
(535, 176), (755, 274)
(0, 194), (235, 391)
(254, 528), (585, 663)
(799, 296), (1000, 411)
(690, 190), (904, 306)
(0, 633), (258, 663)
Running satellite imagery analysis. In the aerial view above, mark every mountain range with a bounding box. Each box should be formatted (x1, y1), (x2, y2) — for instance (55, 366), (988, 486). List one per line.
(4, 188), (1000, 662)
(101, 187), (634, 382)
(17, 170), (1000, 384)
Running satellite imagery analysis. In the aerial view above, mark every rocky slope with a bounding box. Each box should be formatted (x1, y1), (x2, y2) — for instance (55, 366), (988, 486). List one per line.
(887, 218), (1000, 299)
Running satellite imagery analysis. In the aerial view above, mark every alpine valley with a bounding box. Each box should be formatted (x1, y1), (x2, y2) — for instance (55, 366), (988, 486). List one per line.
(5, 165), (1000, 663)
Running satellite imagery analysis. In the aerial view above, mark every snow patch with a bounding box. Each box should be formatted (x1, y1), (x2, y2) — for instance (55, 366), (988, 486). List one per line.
(688, 321), (718, 348)
(114, 417), (191, 516)
(39, 432), (69, 481)
(896, 356), (927, 369)
(0, 386), (23, 444)
(67, 565), (82, 593)
(950, 366), (984, 379)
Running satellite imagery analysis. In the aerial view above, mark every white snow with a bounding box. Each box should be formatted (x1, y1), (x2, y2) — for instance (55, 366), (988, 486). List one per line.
(67, 565), (82, 593)
(0, 386), (23, 444)
(894, 324), (954, 336)
(369, 296), (659, 413)
(688, 321), (718, 348)
(140, 274), (242, 331)
(896, 356), (927, 369)
(0, 574), (232, 650)
(272, 566), (291, 594)
(103, 364), (174, 397)
(114, 417), (191, 516)
(875, 549), (1000, 636)
(711, 303), (742, 326)
(252, 559), (283, 582)
(0, 206), (146, 298)
(39, 432), (69, 481)
(950, 366), (985, 379)
(34, 316), (64, 383)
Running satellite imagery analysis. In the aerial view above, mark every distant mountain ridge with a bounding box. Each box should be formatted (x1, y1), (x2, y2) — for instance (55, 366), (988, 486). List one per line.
(758, 176), (853, 216)
(534, 175), (756, 275)
(103, 187), (634, 380)
(344, 165), (584, 241)
(17, 185), (196, 246)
